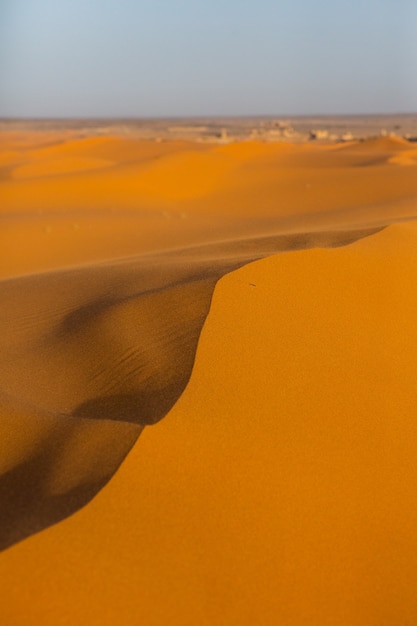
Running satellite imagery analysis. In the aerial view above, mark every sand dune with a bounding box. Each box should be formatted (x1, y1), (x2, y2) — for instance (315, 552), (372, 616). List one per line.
(1, 131), (417, 623)
(0, 225), (380, 550)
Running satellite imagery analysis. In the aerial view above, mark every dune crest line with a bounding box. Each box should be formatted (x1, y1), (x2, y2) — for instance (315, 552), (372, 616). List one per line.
(2, 131), (417, 554)
(0, 226), (381, 551)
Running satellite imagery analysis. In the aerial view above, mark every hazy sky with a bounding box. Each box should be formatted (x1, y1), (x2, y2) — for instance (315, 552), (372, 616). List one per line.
(1, 0), (416, 117)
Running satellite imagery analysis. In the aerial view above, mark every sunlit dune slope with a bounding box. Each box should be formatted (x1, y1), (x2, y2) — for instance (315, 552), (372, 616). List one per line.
(1, 131), (417, 624)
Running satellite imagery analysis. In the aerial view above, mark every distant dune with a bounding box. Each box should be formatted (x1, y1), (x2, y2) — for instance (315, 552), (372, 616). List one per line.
(1, 130), (417, 624)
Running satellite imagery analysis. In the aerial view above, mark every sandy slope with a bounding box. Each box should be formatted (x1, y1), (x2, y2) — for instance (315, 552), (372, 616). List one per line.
(1, 132), (417, 624)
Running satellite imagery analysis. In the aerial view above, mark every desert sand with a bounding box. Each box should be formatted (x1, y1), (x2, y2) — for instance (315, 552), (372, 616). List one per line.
(1, 128), (417, 625)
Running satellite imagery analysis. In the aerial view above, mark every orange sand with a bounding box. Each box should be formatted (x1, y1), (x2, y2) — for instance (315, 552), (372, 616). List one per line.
(1, 131), (417, 625)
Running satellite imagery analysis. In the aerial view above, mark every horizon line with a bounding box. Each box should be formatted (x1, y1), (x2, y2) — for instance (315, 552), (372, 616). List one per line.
(1, 111), (417, 123)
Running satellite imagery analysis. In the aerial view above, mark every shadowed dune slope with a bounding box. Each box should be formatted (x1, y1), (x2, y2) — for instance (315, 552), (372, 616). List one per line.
(0, 393), (140, 552)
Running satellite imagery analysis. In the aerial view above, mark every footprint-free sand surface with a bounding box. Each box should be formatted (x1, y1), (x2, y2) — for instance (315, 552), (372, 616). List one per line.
(1, 130), (417, 624)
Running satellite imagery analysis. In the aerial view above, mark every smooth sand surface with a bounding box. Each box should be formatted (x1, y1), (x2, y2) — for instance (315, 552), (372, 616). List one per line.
(1, 131), (417, 624)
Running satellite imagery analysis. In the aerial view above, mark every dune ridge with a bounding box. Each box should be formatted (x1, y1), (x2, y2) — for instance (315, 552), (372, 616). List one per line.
(0, 221), (382, 550)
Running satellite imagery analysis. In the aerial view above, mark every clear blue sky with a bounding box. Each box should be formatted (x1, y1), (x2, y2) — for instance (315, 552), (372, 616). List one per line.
(1, 0), (416, 117)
